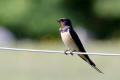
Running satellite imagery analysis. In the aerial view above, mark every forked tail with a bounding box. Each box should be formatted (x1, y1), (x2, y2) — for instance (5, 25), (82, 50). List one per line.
(91, 65), (104, 74)
(87, 58), (104, 74)
(78, 54), (103, 74)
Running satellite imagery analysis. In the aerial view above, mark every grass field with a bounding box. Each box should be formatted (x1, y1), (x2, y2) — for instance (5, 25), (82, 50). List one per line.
(0, 39), (120, 80)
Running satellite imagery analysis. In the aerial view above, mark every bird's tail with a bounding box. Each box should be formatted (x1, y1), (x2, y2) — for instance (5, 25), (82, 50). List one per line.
(91, 65), (104, 74)
(87, 58), (104, 74)
(78, 54), (103, 73)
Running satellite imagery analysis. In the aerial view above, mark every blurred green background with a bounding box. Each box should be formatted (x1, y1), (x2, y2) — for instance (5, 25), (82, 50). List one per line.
(0, 0), (120, 80)
(0, 0), (120, 39)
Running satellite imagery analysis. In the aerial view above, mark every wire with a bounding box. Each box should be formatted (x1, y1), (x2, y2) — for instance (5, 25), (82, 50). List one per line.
(0, 47), (119, 56)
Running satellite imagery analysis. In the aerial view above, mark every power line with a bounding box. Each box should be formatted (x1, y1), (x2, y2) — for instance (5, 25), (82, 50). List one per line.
(0, 47), (119, 56)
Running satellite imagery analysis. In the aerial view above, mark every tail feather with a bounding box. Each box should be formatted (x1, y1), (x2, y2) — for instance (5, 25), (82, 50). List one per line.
(78, 54), (103, 73)
(86, 59), (103, 74)
(91, 65), (104, 74)
(87, 59), (103, 74)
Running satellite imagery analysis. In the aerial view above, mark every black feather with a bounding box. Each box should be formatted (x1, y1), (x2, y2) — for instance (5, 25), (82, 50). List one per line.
(69, 27), (95, 66)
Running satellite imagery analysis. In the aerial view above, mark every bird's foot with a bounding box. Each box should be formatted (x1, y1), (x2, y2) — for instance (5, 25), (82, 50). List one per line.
(64, 50), (69, 55)
(69, 50), (73, 56)
(64, 50), (75, 55)
(70, 50), (76, 56)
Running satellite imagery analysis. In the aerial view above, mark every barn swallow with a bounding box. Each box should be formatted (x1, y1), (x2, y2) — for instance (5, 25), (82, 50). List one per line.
(57, 18), (103, 73)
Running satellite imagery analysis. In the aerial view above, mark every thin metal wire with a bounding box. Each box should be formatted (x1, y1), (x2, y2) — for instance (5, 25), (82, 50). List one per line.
(0, 47), (120, 56)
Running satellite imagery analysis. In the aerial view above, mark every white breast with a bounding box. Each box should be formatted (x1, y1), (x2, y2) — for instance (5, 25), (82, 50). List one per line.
(61, 30), (79, 51)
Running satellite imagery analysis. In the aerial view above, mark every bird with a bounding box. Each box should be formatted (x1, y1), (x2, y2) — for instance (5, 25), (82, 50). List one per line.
(57, 18), (103, 73)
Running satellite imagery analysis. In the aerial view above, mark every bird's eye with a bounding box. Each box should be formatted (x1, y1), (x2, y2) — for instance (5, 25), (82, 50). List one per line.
(61, 19), (64, 22)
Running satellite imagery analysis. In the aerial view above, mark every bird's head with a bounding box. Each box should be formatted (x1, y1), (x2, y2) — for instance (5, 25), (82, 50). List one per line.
(57, 18), (72, 28)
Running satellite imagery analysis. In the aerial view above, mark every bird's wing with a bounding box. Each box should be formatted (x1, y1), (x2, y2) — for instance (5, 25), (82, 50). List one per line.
(69, 28), (103, 73)
(69, 28), (86, 52)
(69, 28), (93, 63)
